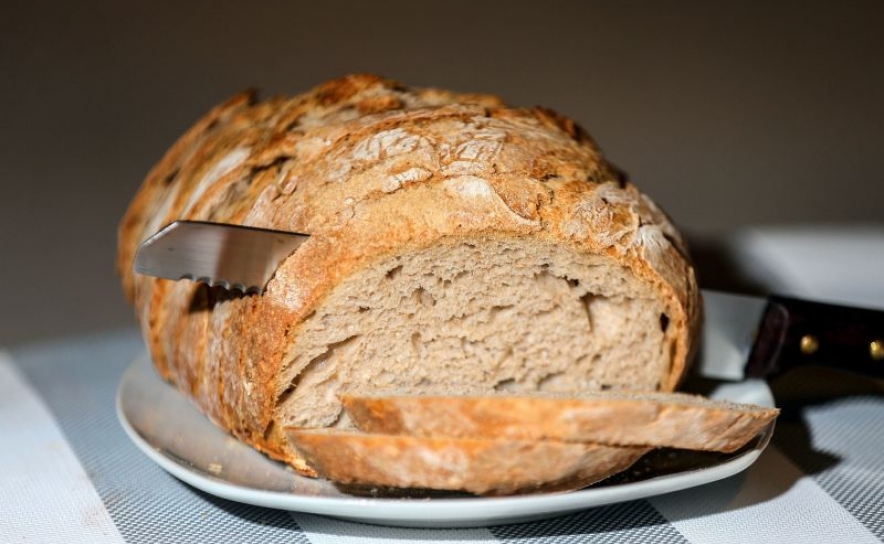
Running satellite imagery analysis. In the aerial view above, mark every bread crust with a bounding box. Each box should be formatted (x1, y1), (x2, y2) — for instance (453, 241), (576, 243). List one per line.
(343, 393), (779, 454)
(117, 74), (701, 471)
(286, 429), (649, 496)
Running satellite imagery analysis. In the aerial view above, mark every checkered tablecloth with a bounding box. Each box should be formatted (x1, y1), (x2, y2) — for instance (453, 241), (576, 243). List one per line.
(2, 225), (883, 543)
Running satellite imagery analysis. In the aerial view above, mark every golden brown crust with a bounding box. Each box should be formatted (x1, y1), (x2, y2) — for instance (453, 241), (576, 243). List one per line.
(117, 74), (702, 472)
(343, 393), (779, 454)
(286, 429), (649, 496)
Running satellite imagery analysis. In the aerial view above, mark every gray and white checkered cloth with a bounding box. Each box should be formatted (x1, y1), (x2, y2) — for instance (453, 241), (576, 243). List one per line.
(2, 225), (883, 543)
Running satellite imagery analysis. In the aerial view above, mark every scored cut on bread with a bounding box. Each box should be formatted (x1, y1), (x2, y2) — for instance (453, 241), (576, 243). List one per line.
(285, 428), (650, 496)
(117, 73), (702, 474)
(343, 392), (779, 454)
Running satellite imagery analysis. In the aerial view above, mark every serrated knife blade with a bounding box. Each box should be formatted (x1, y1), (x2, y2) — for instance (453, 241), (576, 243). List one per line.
(133, 220), (309, 293)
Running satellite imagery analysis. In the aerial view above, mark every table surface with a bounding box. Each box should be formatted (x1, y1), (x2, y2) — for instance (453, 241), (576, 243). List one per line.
(2, 225), (883, 544)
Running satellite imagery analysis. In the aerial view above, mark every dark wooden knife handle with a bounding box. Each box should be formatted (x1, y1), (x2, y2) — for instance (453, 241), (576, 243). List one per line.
(746, 295), (884, 380)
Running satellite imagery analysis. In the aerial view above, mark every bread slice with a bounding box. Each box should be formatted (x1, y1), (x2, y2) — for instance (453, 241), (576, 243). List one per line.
(343, 392), (779, 454)
(117, 74), (702, 474)
(285, 428), (650, 496)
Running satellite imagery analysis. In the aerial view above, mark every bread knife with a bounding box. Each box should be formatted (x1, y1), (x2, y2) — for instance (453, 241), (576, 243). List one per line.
(134, 220), (884, 382)
(701, 290), (884, 381)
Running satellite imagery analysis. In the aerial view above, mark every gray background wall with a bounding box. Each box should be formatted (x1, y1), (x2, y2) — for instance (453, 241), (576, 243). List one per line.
(2, 1), (882, 346)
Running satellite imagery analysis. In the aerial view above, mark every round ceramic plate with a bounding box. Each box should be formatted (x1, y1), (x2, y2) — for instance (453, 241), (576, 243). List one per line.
(116, 353), (775, 528)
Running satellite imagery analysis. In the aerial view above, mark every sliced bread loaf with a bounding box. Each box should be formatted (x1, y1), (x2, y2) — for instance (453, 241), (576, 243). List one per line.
(343, 392), (779, 453)
(117, 74), (701, 473)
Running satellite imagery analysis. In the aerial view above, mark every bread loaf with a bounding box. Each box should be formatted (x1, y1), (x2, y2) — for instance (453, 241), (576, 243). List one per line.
(117, 74), (701, 474)
(343, 392), (779, 454)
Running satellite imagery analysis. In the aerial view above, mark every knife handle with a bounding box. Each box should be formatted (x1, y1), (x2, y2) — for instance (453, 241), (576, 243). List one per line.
(746, 295), (884, 380)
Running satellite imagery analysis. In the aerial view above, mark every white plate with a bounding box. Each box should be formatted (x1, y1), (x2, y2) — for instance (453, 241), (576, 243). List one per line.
(116, 348), (774, 528)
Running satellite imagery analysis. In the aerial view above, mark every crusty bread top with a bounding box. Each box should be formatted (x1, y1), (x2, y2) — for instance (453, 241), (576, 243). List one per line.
(117, 74), (702, 466)
(343, 392), (779, 453)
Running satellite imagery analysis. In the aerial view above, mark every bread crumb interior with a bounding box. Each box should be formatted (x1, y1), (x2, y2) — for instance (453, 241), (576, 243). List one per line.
(276, 237), (673, 429)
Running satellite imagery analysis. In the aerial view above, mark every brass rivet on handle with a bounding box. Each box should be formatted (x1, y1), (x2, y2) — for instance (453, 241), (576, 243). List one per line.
(871, 340), (884, 361)
(800, 334), (819, 355)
